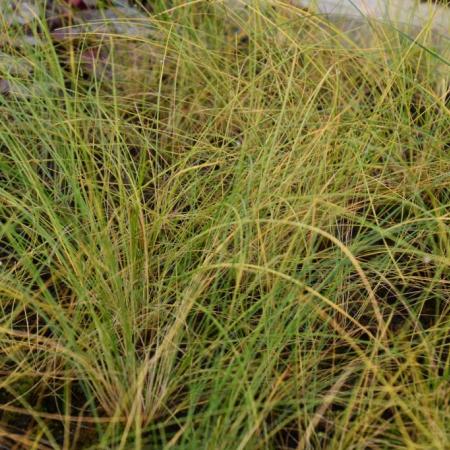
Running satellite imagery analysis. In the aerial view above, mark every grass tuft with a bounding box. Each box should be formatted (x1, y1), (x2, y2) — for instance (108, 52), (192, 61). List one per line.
(0, 1), (449, 448)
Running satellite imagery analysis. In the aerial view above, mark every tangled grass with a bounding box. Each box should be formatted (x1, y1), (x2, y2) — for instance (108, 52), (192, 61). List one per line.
(0, 1), (449, 448)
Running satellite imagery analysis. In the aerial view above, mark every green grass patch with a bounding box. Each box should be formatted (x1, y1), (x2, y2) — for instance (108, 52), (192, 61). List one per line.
(0, 1), (449, 448)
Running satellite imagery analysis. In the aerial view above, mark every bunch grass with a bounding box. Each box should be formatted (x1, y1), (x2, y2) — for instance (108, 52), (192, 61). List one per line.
(0, 1), (449, 448)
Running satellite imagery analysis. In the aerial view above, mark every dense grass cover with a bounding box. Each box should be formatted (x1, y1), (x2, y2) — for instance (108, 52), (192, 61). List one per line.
(0, 1), (449, 448)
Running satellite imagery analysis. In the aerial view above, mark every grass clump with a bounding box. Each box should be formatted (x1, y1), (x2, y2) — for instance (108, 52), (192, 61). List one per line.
(0, 1), (449, 448)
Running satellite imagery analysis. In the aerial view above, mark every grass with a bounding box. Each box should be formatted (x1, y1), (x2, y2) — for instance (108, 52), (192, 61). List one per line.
(0, 1), (449, 448)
